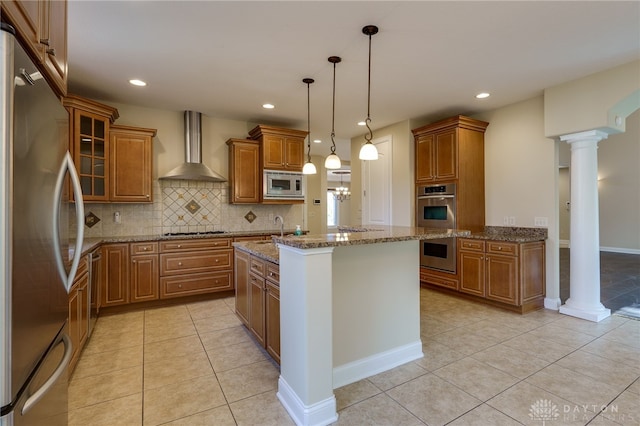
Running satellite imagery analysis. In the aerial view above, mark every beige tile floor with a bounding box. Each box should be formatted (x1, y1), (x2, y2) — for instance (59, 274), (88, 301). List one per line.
(68, 288), (640, 426)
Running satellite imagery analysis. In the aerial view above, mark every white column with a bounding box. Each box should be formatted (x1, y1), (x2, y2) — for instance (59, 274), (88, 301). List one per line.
(559, 130), (611, 322)
(276, 245), (338, 426)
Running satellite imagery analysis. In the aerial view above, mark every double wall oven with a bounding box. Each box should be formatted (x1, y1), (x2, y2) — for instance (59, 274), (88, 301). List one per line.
(416, 183), (457, 273)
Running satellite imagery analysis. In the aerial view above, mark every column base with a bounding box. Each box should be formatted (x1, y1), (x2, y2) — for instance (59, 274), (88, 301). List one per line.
(544, 297), (562, 310)
(559, 301), (611, 322)
(277, 377), (338, 426)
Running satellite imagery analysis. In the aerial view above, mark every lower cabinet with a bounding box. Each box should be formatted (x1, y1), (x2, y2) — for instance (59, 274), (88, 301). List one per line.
(159, 238), (233, 298)
(234, 249), (280, 363)
(458, 238), (545, 312)
(101, 244), (130, 307)
(130, 242), (159, 303)
(69, 255), (89, 373)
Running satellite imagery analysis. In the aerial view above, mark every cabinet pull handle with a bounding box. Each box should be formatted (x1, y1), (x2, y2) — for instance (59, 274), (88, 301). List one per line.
(46, 48), (56, 56)
(40, 38), (50, 46)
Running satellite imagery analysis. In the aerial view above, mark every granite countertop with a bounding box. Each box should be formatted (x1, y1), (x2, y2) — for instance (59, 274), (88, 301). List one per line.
(464, 226), (547, 243)
(272, 226), (470, 249)
(72, 229), (296, 257)
(233, 241), (279, 264)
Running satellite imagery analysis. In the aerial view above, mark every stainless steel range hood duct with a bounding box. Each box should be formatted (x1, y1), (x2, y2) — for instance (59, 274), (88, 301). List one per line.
(160, 111), (227, 182)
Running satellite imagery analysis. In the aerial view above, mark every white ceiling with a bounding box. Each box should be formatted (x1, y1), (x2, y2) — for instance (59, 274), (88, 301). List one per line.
(67, 1), (640, 161)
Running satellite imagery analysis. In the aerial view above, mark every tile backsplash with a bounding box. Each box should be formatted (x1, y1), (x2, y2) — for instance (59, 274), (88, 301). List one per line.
(76, 180), (304, 238)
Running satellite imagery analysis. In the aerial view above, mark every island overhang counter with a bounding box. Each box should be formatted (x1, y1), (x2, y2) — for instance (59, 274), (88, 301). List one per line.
(271, 226), (470, 426)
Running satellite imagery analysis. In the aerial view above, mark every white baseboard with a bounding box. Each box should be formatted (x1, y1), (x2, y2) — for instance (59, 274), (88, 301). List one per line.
(600, 246), (640, 255)
(332, 340), (424, 389)
(544, 297), (562, 311)
(559, 241), (639, 255)
(277, 377), (338, 426)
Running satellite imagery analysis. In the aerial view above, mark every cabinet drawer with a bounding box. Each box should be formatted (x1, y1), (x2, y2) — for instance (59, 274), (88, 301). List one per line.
(160, 249), (232, 275)
(131, 242), (158, 255)
(459, 239), (485, 252)
(159, 238), (232, 252)
(420, 269), (458, 290)
(266, 262), (279, 284)
(250, 257), (266, 277)
(160, 271), (232, 298)
(487, 241), (518, 256)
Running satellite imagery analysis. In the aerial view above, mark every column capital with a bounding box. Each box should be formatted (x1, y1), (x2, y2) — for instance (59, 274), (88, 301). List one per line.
(560, 129), (609, 144)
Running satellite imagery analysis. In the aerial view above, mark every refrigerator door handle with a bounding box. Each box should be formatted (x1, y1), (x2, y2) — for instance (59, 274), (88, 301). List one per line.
(52, 151), (85, 292)
(20, 333), (72, 415)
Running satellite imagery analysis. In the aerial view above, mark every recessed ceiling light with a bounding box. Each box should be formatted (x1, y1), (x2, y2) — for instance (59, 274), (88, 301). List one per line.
(262, 103), (275, 109)
(475, 92), (490, 99)
(357, 121), (366, 126)
(313, 139), (322, 144)
(129, 79), (147, 87)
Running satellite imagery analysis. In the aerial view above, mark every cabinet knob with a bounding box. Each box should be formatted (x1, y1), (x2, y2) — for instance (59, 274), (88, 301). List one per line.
(215, 259), (219, 263)
(497, 246), (502, 250)
(215, 280), (219, 284)
(39, 38), (50, 46)
(46, 48), (56, 56)
(132, 260), (136, 263)
(269, 272), (273, 277)
(177, 244), (182, 248)
(178, 284), (182, 288)
(178, 262), (183, 266)
(143, 247), (148, 251)
(146, 194), (150, 198)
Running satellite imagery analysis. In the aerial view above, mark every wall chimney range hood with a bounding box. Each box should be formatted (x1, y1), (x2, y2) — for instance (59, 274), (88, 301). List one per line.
(160, 111), (227, 182)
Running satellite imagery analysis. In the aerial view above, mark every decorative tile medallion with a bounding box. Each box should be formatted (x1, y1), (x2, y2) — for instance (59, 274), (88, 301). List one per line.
(84, 211), (100, 228)
(185, 199), (201, 214)
(244, 210), (257, 223)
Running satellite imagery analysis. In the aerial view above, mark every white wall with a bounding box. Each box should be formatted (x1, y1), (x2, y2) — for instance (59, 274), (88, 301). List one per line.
(473, 96), (559, 301)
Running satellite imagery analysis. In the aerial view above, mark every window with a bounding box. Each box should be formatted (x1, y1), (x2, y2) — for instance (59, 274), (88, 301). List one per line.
(327, 191), (337, 227)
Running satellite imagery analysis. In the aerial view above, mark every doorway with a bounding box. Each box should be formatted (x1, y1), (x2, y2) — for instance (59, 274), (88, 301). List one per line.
(361, 135), (392, 226)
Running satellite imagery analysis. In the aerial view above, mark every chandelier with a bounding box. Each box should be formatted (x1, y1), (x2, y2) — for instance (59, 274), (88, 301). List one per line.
(332, 170), (351, 202)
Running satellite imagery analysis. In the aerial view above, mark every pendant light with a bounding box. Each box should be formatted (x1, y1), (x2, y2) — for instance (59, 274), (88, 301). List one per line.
(302, 78), (317, 175)
(325, 56), (342, 170)
(359, 25), (379, 161)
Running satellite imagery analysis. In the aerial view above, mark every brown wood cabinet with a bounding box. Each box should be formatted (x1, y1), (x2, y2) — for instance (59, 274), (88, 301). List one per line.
(249, 125), (306, 172)
(68, 254), (89, 373)
(1, 0), (68, 96)
(234, 249), (280, 364)
(413, 115), (488, 233)
(130, 242), (159, 303)
(110, 125), (156, 203)
(457, 238), (545, 313)
(63, 95), (119, 202)
(226, 139), (261, 204)
(159, 238), (233, 299)
(101, 243), (129, 307)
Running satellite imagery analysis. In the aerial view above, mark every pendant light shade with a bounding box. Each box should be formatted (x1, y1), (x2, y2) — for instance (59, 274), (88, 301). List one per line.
(325, 56), (342, 170)
(302, 78), (317, 175)
(359, 25), (379, 161)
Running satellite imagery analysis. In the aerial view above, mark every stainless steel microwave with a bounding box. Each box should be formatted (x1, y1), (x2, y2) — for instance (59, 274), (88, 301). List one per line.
(263, 170), (304, 200)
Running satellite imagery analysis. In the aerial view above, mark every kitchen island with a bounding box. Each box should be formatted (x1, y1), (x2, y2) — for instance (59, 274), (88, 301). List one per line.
(270, 226), (470, 426)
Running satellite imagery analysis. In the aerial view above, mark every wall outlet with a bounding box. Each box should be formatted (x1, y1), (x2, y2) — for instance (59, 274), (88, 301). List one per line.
(534, 216), (548, 227)
(508, 216), (516, 226)
(503, 216), (509, 225)
(114, 211), (121, 223)
(268, 213), (274, 222)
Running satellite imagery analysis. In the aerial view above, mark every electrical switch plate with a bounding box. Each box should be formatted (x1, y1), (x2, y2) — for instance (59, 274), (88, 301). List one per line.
(503, 216), (509, 225)
(508, 216), (516, 226)
(534, 217), (548, 227)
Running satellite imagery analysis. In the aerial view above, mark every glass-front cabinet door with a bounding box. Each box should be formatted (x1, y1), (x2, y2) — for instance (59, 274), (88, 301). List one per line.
(76, 110), (108, 200)
(64, 95), (119, 202)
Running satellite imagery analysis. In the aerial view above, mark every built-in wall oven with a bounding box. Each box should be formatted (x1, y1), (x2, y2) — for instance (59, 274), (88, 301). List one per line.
(417, 183), (457, 273)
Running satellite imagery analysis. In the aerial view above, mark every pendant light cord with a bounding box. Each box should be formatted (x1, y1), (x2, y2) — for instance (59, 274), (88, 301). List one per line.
(304, 78), (314, 163)
(330, 58), (338, 154)
(362, 25), (378, 144)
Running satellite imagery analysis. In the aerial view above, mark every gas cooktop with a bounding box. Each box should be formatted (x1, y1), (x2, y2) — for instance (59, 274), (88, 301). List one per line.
(163, 231), (227, 236)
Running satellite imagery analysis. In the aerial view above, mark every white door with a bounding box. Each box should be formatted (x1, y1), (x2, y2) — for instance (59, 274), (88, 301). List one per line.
(362, 135), (392, 226)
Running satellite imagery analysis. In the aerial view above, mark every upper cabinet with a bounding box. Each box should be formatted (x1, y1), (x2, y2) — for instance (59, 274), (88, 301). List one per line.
(412, 116), (488, 184)
(63, 95), (156, 203)
(226, 139), (261, 204)
(248, 125), (307, 172)
(1, 0), (68, 96)
(110, 125), (156, 202)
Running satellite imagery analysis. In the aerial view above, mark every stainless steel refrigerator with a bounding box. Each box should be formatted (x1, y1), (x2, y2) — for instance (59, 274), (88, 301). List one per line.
(1, 23), (85, 426)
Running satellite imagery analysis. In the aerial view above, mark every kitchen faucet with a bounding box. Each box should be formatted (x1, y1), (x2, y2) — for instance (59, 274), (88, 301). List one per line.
(274, 215), (284, 237)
